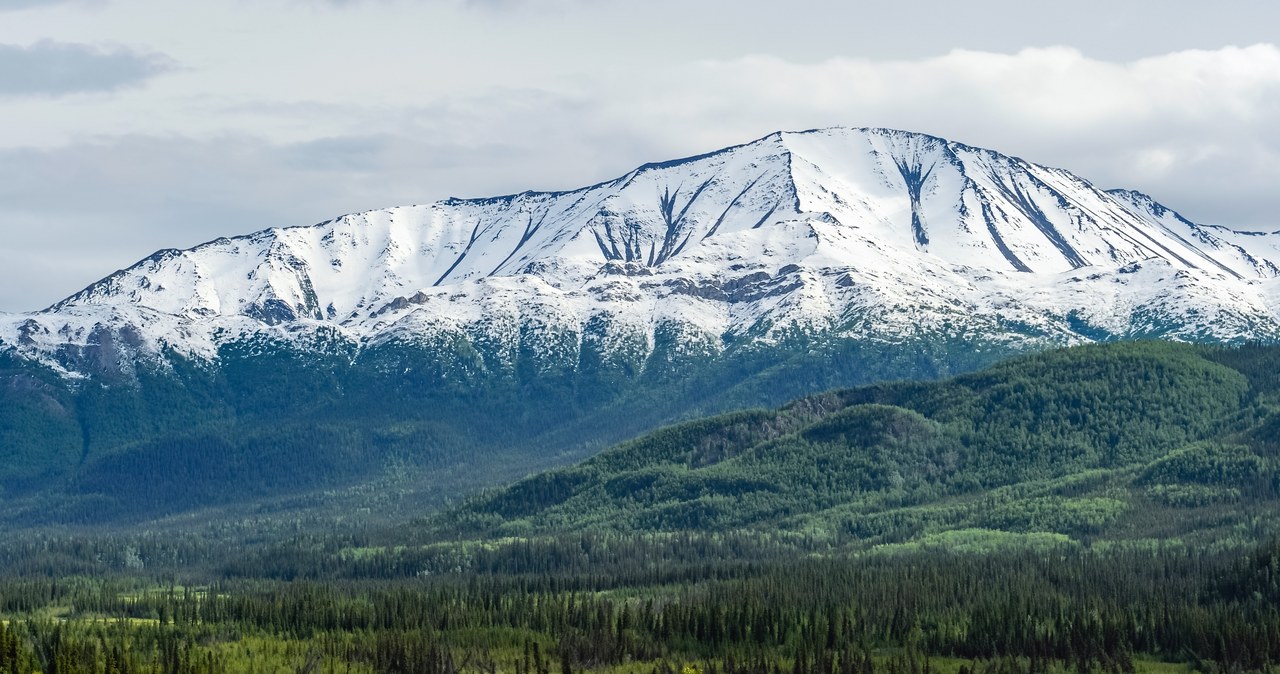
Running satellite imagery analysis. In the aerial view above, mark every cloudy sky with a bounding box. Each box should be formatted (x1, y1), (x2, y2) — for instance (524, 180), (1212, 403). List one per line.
(1, 0), (1277, 311)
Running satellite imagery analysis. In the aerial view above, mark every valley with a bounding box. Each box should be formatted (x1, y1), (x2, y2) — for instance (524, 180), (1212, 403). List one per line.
(2, 129), (1279, 673)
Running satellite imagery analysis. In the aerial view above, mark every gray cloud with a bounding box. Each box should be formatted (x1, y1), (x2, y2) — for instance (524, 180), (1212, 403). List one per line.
(580, 45), (1280, 229)
(3, 44), (1280, 311)
(288, 0), (1280, 62)
(0, 104), (644, 310)
(0, 0), (81, 9)
(0, 41), (172, 96)
(0, 147), (346, 311)
(313, 0), (568, 6)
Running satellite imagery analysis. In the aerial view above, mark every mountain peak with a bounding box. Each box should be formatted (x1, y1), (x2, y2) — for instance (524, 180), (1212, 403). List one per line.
(4, 128), (1280, 376)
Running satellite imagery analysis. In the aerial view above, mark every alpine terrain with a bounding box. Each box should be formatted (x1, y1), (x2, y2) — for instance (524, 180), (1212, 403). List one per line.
(2, 126), (1279, 524)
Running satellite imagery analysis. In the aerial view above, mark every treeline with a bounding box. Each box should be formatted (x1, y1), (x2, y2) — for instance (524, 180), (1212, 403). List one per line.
(2, 541), (1279, 672)
(1, 317), (1015, 528)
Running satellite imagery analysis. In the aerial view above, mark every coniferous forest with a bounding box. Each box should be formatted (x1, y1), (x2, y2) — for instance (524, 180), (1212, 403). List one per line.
(2, 539), (1279, 673)
(3, 341), (1280, 672)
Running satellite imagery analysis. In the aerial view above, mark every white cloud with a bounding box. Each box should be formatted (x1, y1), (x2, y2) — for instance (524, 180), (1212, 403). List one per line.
(0, 40), (172, 96)
(575, 45), (1280, 225)
(2, 41), (1280, 310)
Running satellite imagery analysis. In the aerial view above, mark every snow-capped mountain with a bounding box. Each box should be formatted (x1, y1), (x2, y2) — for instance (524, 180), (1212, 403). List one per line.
(4, 127), (1280, 378)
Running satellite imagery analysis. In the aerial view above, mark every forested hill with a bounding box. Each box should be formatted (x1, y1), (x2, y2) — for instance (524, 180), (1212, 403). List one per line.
(430, 341), (1280, 548)
(4, 343), (1280, 674)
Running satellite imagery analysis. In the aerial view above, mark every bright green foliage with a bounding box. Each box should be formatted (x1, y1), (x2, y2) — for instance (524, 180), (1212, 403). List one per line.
(434, 342), (1279, 546)
(2, 541), (1280, 672)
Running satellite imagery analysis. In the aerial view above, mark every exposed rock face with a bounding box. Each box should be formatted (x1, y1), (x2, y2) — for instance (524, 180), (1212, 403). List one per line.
(3, 127), (1280, 380)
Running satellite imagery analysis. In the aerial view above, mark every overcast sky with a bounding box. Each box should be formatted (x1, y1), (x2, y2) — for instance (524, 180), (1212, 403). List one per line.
(1, 0), (1278, 311)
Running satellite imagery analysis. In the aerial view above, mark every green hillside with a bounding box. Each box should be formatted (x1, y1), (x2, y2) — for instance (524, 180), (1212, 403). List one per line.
(0, 332), (1011, 526)
(431, 341), (1280, 548)
(2, 341), (1280, 674)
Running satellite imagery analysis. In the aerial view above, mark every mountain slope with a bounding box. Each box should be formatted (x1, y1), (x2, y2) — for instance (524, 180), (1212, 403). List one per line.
(2, 127), (1280, 525)
(429, 341), (1280, 547)
(4, 127), (1280, 377)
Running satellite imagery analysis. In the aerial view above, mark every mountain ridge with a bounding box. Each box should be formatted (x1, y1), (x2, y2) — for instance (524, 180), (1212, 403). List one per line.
(4, 126), (1280, 381)
(5, 126), (1280, 525)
